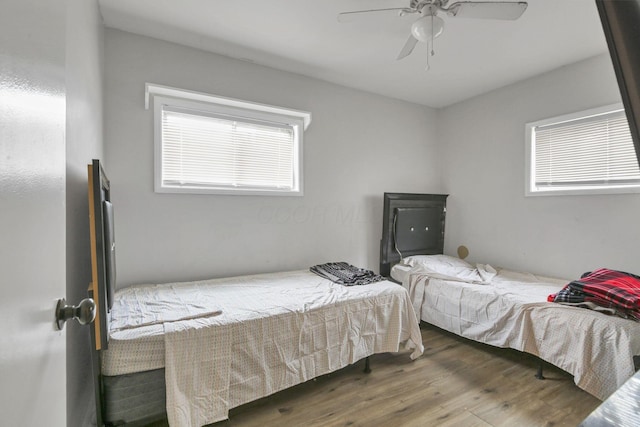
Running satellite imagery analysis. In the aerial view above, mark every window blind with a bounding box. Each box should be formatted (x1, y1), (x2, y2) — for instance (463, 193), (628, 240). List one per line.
(533, 109), (640, 189)
(161, 107), (297, 191)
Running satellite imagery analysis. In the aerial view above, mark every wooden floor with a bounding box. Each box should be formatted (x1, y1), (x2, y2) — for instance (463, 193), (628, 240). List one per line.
(153, 323), (601, 427)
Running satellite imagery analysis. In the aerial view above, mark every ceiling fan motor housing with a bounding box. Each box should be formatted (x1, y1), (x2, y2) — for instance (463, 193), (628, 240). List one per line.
(411, 0), (449, 11)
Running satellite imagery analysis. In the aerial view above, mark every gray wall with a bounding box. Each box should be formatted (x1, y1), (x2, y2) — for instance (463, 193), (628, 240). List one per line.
(104, 29), (441, 287)
(104, 25), (640, 288)
(65, 0), (104, 425)
(439, 54), (640, 279)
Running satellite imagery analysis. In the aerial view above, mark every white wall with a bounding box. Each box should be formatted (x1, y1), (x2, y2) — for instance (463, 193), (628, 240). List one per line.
(65, 0), (104, 425)
(439, 53), (640, 279)
(104, 29), (441, 287)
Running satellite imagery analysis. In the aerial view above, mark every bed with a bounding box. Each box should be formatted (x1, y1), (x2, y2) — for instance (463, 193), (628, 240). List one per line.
(380, 192), (640, 401)
(87, 161), (423, 427)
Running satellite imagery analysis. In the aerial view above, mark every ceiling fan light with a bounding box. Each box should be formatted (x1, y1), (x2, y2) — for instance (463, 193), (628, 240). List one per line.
(411, 15), (445, 42)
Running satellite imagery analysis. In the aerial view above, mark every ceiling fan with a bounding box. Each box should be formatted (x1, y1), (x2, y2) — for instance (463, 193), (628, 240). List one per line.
(339, 0), (528, 66)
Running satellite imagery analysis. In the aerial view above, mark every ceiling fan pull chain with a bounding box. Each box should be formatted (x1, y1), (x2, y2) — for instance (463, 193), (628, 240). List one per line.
(431, 13), (435, 56)
(430, 13), (436, 58)
(425, 14), (433, 70)
(425, 42), (431, 71)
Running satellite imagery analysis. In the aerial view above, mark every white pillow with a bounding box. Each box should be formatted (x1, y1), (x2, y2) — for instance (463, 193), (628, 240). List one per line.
(401, 255), (495, 284)
(402, 254), (472, 270)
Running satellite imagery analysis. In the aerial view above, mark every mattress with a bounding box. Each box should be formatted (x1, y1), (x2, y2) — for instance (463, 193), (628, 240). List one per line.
(102, 269), (423, 425)
(394, 261), (640, 400)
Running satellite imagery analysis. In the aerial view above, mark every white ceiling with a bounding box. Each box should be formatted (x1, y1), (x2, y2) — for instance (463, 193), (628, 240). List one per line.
(97, 0), (608, 108)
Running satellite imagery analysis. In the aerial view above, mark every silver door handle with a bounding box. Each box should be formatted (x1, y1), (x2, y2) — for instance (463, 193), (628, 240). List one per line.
(55, 298), (96, 330)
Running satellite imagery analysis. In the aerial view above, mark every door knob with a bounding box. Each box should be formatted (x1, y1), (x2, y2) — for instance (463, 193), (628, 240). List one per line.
(55, 298), (96, 330)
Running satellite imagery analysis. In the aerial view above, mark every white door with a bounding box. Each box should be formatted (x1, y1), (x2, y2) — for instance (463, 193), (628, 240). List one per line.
(0, 0), (67, 425)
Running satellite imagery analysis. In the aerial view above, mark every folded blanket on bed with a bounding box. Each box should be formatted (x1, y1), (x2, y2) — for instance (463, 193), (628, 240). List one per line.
(109, 283), (223, 331)
(114, 310), (222, 331)
(310, 262), (384, 286)
(549, 268), (640, 320)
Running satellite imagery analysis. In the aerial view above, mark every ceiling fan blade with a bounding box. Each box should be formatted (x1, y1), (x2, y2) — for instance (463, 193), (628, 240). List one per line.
(397, 35), (419, 60)
(446, 1), (528, 20)
(337, 8), (416, 23)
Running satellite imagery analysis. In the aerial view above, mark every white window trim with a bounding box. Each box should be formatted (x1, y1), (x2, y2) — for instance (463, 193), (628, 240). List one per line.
(525, 103), (640, 197)
(145, 83), (311, 130)
(146, 84), (311, 196)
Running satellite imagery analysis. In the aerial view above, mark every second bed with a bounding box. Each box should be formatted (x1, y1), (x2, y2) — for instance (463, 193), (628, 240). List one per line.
(391, 255), (640, 401)
(380, 192), (640, 401)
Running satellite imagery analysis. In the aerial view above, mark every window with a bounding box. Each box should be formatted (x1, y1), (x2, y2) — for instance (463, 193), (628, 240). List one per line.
(526, 104), (640, 196)
(147, 84), (311, 195)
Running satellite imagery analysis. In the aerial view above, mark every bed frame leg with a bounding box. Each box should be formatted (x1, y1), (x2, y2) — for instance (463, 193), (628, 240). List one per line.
(535, 361), (545, 380)
(363, 357), (371, 374)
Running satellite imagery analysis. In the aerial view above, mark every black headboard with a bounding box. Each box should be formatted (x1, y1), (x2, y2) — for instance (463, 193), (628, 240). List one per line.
(88, 159), (113, 352)
(379, 193), (448, 277)
(88, 159), (116, 427)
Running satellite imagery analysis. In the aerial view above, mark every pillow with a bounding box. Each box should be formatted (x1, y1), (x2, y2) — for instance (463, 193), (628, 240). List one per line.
(401, 254), (473, 270)
(401, 255), (495, 284)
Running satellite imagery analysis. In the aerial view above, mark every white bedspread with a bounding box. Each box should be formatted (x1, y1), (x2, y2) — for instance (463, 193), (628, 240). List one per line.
(105, 270), (423, 426)
(398, 265), (640, 400)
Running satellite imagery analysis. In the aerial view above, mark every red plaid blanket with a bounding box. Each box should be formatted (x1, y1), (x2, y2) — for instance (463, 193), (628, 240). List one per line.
(549, 268), (640, 319)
